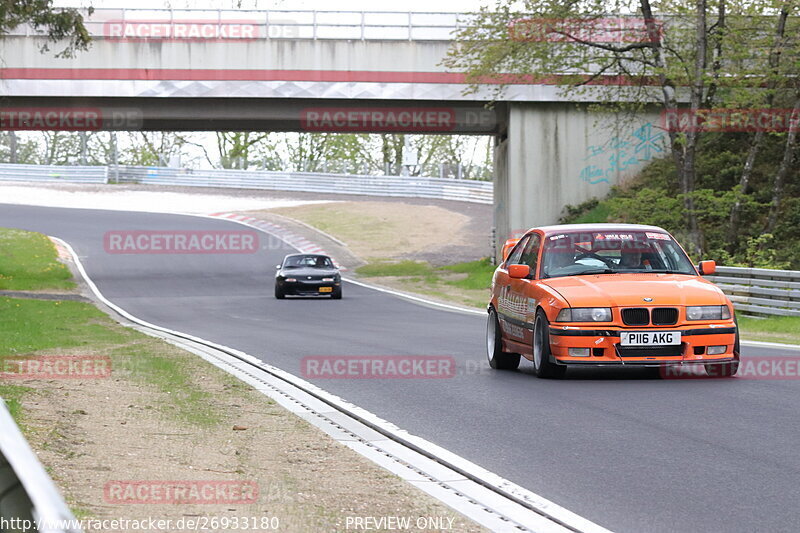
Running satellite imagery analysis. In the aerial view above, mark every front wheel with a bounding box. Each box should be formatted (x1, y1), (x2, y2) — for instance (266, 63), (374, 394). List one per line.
(532, 309), (566, 379)
(274, 285), (285, 299)
(487, 308), (521, 370)
(331, 287), (342, 300)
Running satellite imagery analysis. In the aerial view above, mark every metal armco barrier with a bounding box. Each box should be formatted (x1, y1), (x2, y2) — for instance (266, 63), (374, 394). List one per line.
(0, 164), (108, 184)
(0, 400), (82, 533)
(114, 166), (494, 204)
(705, 266), (800, 317)
(0, 164), (492, 204)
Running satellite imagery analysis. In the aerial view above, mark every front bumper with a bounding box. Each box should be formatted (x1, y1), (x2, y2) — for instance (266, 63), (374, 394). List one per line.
(278, 280), (340, 295)
(549, 324), (737, 367)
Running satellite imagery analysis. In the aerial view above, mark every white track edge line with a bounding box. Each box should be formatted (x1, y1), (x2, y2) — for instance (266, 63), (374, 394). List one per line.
(50, 234), (613, 533)
(740, 339), (800, 350)
(155, 334), (549, 533)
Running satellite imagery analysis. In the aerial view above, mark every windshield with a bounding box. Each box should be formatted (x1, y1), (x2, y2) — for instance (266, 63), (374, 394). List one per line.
(541, 230), (697, 278)
(283, 255), (334, 269)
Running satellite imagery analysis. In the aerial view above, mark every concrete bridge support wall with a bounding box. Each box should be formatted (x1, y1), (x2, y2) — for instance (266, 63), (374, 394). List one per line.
(493, 103), (666, 257)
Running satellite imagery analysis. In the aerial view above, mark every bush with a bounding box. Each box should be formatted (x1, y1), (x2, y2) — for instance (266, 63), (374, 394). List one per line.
(559, 130), (798, 269)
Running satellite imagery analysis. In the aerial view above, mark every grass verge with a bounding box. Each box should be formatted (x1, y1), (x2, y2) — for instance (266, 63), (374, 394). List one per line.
(356, 258), (495, 309)
(0, 228), (486, 532)
(0, 296), (231, 428)
(737, 315), (800, 345)
(271, 200), (471, 261)
(0, 228), (75, 291)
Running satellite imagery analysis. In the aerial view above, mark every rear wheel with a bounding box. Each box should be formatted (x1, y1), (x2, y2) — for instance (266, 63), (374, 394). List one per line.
(274, 285), (285, 299)
(487, 308), (521, 370)
(705, 325), (740, 377)
(532, 310), (566, 379)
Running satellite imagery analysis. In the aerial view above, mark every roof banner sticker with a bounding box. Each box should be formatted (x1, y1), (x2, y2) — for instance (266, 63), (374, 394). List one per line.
(595, 233), (633, 240)
(646, 232), (670, 240)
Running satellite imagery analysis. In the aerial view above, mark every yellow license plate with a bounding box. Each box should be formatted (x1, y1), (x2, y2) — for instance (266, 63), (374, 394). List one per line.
(319, 287), (333, 293)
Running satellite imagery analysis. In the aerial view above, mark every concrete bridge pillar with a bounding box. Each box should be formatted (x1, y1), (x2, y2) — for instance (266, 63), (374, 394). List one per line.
(493, 103), (665, 257)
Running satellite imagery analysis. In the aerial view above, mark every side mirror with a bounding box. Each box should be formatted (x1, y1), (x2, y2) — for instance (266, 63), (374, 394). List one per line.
(275, 264), (282, 269)
(508, 264), (531, 279)
(698, 260), (716, 275)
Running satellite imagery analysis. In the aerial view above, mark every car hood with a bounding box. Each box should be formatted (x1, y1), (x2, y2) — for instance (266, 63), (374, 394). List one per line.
(279, 267), (339, 278)
(541, 274), (727, 308)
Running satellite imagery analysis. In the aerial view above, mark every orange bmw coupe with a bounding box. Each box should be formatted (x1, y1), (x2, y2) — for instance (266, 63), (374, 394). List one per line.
(487, 224), (739, 378)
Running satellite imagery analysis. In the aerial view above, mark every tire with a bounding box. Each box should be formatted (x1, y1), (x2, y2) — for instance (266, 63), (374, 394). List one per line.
(705, 324), (740, 377)
(532, 309), (566, 379)
(331, 287), (342, 300)
(487, 308), (521, 370)
(274, 284), (285, 299)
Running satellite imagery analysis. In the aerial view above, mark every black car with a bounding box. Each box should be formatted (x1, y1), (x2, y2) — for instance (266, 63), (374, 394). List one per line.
(274, 253), (342, 299)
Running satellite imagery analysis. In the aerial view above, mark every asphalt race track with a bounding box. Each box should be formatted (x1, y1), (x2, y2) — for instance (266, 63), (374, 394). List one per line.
(2, 204), (799, 533)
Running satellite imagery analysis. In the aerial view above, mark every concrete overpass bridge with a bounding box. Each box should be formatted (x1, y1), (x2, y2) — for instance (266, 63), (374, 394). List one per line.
(0, 8), (666, 251)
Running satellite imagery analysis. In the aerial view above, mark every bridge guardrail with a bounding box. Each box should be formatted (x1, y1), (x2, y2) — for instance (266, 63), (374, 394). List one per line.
(706, 266), (800, 317)
(9, 8), (471, 41)
(0, 164), (108, 184)
(0, 400), (82, 533)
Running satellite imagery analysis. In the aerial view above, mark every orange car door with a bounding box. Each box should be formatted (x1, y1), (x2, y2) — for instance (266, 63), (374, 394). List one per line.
(511, 233), (542, 353)
(501, 235), (538, 354)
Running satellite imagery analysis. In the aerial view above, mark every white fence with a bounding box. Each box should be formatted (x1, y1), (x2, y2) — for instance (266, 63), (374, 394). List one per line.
(0, 400), (82, 532)
(115, 166), (493, 203)
(0, 163), (493, 204)
(706, 266), (800, 317)
(0, 163), (108, 184)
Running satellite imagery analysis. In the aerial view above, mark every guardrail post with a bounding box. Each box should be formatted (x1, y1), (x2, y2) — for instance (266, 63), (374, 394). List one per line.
(111, 132), (119, 183)
(8, 132), (17, 164)
(79, 132), (87, 165)
(312, 11), (317, 39)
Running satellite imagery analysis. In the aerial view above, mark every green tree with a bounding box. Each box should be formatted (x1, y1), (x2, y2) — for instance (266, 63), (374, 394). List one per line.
(443, 0), (792, 254)
(0, 132), (38, 164)
(0, 0), (92, 58)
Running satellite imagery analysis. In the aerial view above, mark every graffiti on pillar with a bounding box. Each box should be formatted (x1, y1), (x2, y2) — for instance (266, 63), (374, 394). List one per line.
(579, 122), (665, 185)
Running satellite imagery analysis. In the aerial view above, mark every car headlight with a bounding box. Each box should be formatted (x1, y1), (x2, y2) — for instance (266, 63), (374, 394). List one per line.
(322, 277), (335, 282)
(556, 307), (612, 322)
(285, 278), (297, 282)
(686, 305), (731, 320)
